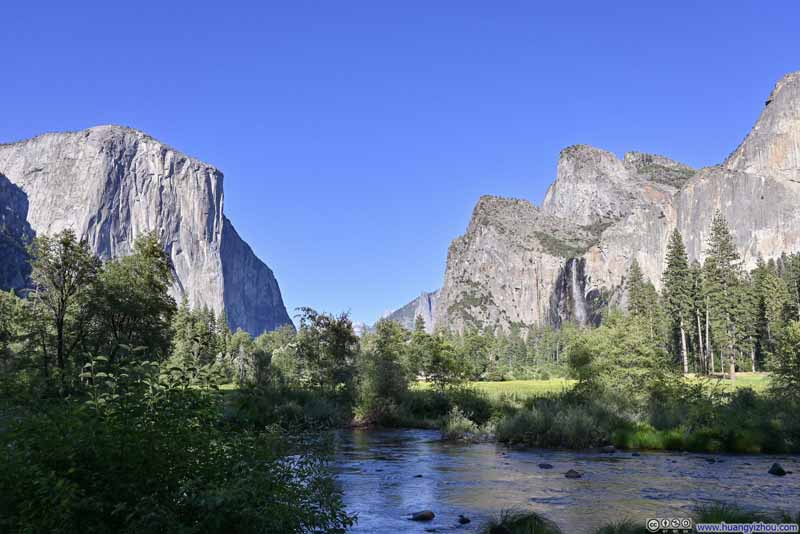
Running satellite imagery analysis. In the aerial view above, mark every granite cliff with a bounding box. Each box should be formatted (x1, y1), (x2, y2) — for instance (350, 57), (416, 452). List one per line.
(392, 71), (800, 333)
(0, 173), (34, 293)
(379, 290), (439, 333)
(0, 126), (291, 335)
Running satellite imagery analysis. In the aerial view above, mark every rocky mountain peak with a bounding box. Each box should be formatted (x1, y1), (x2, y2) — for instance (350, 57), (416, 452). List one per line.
(542, 144), (636, 226)
(398, 70), (800, 335)
(0, 126), (291, 335)
(725, 70), (800, 181)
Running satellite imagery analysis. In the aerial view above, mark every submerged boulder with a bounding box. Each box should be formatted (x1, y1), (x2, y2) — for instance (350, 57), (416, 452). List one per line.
(564, 469), (582, 479)
(411, 510), (435, 521)
(769, 463), (787, 476)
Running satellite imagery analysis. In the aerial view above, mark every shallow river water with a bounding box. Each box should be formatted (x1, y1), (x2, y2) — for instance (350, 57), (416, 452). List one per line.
(333, 429), (800, 533)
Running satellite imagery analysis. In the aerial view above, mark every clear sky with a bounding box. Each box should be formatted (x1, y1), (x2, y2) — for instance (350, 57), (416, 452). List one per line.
(2, 1), (799, 325)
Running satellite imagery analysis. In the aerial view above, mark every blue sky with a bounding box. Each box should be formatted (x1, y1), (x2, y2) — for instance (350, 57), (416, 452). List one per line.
(2, 1), (799, 325)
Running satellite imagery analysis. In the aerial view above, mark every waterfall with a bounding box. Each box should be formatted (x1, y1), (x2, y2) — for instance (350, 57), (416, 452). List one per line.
(570, 258), (587, 325)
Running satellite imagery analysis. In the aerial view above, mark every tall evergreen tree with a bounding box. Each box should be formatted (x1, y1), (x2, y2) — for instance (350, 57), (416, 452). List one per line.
(413, 314), (426, 334)
(752, 257), (790, 367)
(626, 258), (648, 318)
(782, 253), (800, 322)
(662, 228), (692, 373)
(171, 295), (193, 364)
(688, 260), (707, 373)
(626, 258), (665, 344)
(702, 210), (741, 378)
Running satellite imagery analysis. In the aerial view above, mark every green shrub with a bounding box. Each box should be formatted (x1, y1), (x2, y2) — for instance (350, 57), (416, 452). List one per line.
(450, 387), (495, 425)
(694, 503), (768, 523)
(684, 428), (724, 453)
(303, 396), (344, 427)
(480, 510), (562, 534)
(441, 406), (479, 441)
(0, 363), (354, 534)
(496, 408), (548, 445)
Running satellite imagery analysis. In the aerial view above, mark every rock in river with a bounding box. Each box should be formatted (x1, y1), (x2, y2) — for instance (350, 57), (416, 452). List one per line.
(411, 510), (435, 521)
(769, 463), (787, 476)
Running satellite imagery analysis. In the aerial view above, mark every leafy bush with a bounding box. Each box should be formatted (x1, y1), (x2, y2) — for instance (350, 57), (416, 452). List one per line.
(480, 509), (562, 534)
(230, 384), (349, 430)
(0, 362), (355, 534)
(441, 406), (479, 441)
(496, 407), (548, 445)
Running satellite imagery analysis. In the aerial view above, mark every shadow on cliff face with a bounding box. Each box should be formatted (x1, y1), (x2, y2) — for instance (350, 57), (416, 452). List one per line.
(219, 216), (294, 336)
(0, 173), (35, 294)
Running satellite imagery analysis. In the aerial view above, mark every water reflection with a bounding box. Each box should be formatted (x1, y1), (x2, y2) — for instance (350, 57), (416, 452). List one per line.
(333, 429), (800, 533)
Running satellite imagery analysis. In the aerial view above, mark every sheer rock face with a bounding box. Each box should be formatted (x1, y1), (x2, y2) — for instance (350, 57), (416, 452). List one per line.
(0, 126), (292, 335)
(380, 290), (439, 333)
(433, 196), (595, 332)
(0, 173), (33, 292)
(428, 71), (800, 333)
(725, 72), (800, 182)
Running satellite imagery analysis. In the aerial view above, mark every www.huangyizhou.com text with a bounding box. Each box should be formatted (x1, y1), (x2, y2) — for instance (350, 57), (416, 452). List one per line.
(694, 522), (799, 533)
(646, 518), (799, 533)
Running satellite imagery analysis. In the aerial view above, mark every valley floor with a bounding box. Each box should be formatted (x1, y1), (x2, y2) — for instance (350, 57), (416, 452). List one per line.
(414, 372), (769, 399)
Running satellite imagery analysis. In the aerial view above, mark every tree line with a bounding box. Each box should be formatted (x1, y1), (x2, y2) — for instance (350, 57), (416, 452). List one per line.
(628, 210), (800, 380)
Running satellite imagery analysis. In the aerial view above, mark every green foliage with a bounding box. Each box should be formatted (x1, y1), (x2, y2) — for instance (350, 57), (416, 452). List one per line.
(662, 229), (692, 371)
(566, 310), (673, 409)
(703, 210), (742, 374)
(294, 307), (358, 397)
(440, 406), (480, 441)
(480, 510), (563, 534)
(769, 320), (800, 401)
(752, 257), (789, 362)
(626, 258), (648, 318)
(0, 361), (354, 533)
(88, 232), (176, 363)
(534, 230), (589, 258)
(357, 319), (410, 422)
(626, 259), (667, 345)
(424, 333), (467, 392)
(496, 392), (624, 448)
(29, 229), (100, 387)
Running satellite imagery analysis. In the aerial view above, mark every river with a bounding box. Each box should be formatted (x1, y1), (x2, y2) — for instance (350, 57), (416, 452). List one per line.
(333, 429), (800, 533)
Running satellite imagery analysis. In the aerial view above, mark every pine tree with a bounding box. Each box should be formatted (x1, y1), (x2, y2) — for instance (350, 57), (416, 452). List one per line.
(689, 261), (707, 373)
(662, 229), (692, 373)
(626, 258), (648, 317)
(734, 273), (759, 372)
(752, 257), (790, 367)
(171, 295), (192, 363)
(702, 210), (741, 379)
(414, 314), (427, 334)
(216, 310), (232, 360)
(782, 253), (800, 322)
(626, 258), (665, 344)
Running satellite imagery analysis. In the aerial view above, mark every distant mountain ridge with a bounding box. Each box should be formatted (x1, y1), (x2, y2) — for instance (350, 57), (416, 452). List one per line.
(0, 125), (292, 335)
(386, 71), (800, 333)
(377, 290), (439, 333)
